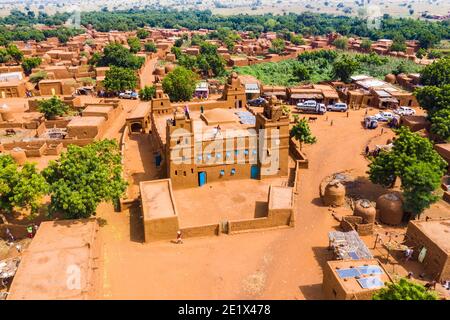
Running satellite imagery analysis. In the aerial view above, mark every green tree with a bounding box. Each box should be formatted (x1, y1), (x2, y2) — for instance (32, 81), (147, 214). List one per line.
(373, 278), (438, 300)
(429, 108), (450, 141)
(136, 28), (149, 39)
(292, 63), (310, 82)
(390, 35), (407, 52)
(162, 66), (197, 102)
(29, 70), (47, 84)
(415, 85), (450, 115)
(43, 140), (127, 219)
(368, 127), (446, 218)
(103, 66), (138, 92)
(420, 57), (450, 86)
(0, 154), (48, 214)
(139, 85), (156, 101)
(290, 116), (317, 149)
(269, 38), (286, 54)
(21, 57), (42, 75)
(333, 37), (349, 50)
(6, 44), (23, 63)
(290, 34), (305, 45)
(97, 43), (144, 70)
(360, 39), (373, 52)
(37, 96), (69, 119)
(416, 48), (427, 59)
(332, 55), (359, 82)
(0, 48), (11, 63)
(127, 37), (141, 54)
(144, 42), (157, 53)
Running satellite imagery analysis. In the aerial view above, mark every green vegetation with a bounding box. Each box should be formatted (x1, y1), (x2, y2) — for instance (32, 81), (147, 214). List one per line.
(29, 70), (47, 84)
(144, 42), (157, 53)
(127, 37), (142, 54)
(0, 154), (48, 214)
(368, 127), (446, 219)
(333, 37), (349, 50)
(208, 27), (241, 51)
(21, 57), (42, 75)
(332, 55), (360, 83)
(233, 50), (422, 86)
(162, 66), (198, 102)
(269, 38), (286, 54)
(178, 41), (226, 77)
(103, 66), (138, 92)
(139, 85), (156, 101)
(390, 35), (407, 52)
(415, 58), (450, 141)
(37, 96), (70, 120)
(291, 116), (317, 149)
(94, 43), (144, 70)
(373, 278), (438, 300)
(136, 28), (149, 39)
(43, 140), (127, 219)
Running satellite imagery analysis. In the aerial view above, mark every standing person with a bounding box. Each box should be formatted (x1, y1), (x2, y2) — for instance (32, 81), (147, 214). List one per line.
(346, 111), (349, 118)
(200, 105), (204, 114)
(404, 248), (413, 262)
(381, 128), (384, 135)
(26, 225), (34, 239)
(330, 120), (334, 126)
(176, 230), (183, 244)
(365, 145), (370, 156)
(5, 228), (14, 243)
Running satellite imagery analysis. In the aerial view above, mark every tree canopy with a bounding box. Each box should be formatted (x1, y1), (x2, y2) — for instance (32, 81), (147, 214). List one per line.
(95, 43), (144, 70)
(43, 140), (127, 219)
(162, 66), (198, 102)
(37, 96), (70, 119)
(368, 127), (446, 218)
(0, 154), (48, 214)
(21, 57), (42, 75)
(139, 85), (156, 101)
(291, 116), (317, 149)
(103, 66), (138, 92)
(373, 278), (438, 300)
(332, 55), (360, 83)
(127, 37), (141, 54)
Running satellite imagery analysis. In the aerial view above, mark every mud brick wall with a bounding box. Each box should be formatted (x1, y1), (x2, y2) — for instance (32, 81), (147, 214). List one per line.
(181, 223), (221, 239)
(144, 216), (180, 243)
(44, 143), (63, 155)
(405, 222), (449, 281)
(228, 210), (292, 234)
(289, 138), (309, 168)
(340, 218), (356, 232)
(355, 223), (373, 236)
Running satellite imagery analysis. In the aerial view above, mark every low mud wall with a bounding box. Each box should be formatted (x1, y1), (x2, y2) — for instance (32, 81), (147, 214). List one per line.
(181, 223), (221, 238)
(289, 138), (309, 168)
(228, 211), (292, 234)
(0, 224), (29, 240)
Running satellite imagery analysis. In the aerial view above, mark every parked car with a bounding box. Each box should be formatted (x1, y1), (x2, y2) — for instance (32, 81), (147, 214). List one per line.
(373, 111), (395, 122)
(296, 100), (327, 115)
(364, 116), (379, 129)
(394, 106), (416, 116)
(119, 91), (138, 99)
(248, 97), (267, 107)
(327, 102), (348, 112)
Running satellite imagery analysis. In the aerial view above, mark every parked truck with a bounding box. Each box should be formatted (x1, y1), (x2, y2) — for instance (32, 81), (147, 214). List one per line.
(296, 100), (327, 115)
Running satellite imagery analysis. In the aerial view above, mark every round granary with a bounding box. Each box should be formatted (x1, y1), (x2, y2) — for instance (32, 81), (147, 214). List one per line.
(376, 193), (404, 225)
(323, 180), (346, 207)
(354, 199), (376, 224)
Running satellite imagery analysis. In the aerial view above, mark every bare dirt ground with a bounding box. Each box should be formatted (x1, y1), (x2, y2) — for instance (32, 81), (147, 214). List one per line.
(93, 106), (450, 300)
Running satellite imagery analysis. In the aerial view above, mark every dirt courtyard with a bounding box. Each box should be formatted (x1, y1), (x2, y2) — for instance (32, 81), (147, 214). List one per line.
(95, 106), (449, 299)
(175, 177), (286, 227)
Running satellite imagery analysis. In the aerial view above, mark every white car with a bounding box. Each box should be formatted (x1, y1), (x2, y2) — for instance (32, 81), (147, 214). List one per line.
(119, 91), (138, 99)
(373, 111), (395, 122)
(394, 106), (416, 116)
(327, 102), (348, 112)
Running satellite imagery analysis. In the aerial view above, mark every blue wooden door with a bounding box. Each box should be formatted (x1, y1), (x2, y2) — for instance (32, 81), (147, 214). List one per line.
(251, 165), (259, 179)
(155, 154), (161, 167)
(198, 172), (207, 187)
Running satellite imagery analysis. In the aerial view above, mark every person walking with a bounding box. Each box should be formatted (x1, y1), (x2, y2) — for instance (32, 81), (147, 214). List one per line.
(5, 228), (14, 243)
(175, 230), (183, 244)
(365, 145), (370, 156)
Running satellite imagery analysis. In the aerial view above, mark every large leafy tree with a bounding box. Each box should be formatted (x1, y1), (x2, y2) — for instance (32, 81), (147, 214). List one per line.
(96, 43), (144, 70)
(162, 66), (198, 102)
(21, 57), (42, 75)
(332, 55), (359, 83)
(139, 85), (156, 101)
(373, 278), (437, 300)
(144, 42), (157, 53)
(269, 38), (286, 54)
(6, 44), (23, 63)
(127, 37), (141, 54)
(290, 116), (317, 149)
(368, 127), (446, 218)
(43, 140), (127, 219)
(136, 28), (149, 39)
(420, 57), (450, 87)
(103, 66), (138, 92)
(415, 84), (450, 141)
(0, 155), (48, 214)
(37, 96), (70, 119)
(0, 48), (11, 63)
